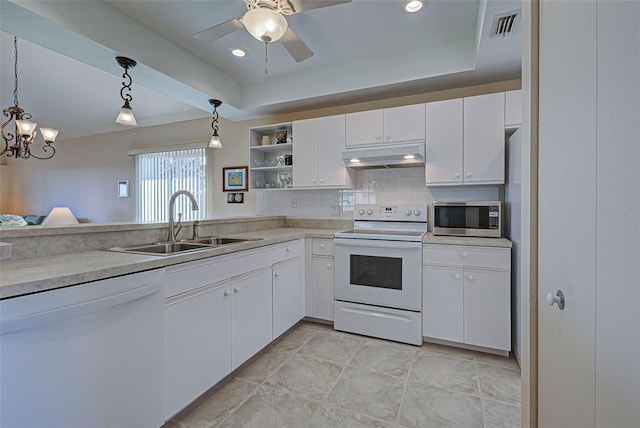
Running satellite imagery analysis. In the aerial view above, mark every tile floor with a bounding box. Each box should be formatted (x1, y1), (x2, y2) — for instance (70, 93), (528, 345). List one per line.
(164, 322), (521, 428)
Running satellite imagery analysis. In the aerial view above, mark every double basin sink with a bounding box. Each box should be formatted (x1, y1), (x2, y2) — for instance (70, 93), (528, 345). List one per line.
(109, 237), (261, 256)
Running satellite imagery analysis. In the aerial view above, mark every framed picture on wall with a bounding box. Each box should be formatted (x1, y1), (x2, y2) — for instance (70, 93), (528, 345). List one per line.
(222, 166), (248, 192)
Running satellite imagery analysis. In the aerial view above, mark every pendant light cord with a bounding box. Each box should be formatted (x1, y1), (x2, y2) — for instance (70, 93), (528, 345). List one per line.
(264, 40), (269, 75)
(13, 36), (19, 106)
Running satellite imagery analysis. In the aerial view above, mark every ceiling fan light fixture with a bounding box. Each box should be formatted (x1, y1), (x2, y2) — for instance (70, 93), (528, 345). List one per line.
(404, 0), (423, 13)
(243, 8), (288, 42)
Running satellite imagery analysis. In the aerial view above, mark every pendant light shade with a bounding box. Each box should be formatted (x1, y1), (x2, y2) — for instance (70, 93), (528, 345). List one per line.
(115, 56), (138, 127)
(243, 8), (288, 42)
(208, 99), (223, 149)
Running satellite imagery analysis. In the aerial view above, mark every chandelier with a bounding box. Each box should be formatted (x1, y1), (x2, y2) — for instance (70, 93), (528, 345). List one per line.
(1, 37), (59, 160)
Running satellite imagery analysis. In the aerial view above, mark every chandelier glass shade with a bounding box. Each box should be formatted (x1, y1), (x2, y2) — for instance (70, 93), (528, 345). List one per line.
(1, 36), (59, 160)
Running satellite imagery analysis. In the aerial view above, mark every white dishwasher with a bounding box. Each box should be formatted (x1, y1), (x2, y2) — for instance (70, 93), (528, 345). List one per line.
(0, 269), (164, 428)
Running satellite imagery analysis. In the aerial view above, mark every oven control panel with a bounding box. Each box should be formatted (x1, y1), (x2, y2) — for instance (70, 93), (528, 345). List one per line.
(354, 204), (427, 222)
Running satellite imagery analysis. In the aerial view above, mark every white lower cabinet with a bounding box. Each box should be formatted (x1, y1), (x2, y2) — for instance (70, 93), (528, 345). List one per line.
(231, 268), (273, 370)
(312, 257), (334, 321)
(164, 282), (231, 419)
(422, 244), (511, 352)
(273, 257), (304, 339)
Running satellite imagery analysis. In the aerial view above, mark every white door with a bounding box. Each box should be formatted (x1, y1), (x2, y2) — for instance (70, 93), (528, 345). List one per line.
(165, 282), (231, 419)
(425, 98), (463, 185)
(463, 92), (505, 184)
(383, 104), (425, 144)
(231, 268), (273, 370)
(292, 118), (319, 188)
(345, 109), (383, 147)
(537, 1), (634, 426)
(312, 256), (334, 321)
(318, 114), (347, 187)
(273, 257), (304, 338)
(422, 265), (463, 342)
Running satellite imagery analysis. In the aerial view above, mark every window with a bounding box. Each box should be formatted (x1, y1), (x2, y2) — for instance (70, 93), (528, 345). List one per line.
(135, 148), (207, 222)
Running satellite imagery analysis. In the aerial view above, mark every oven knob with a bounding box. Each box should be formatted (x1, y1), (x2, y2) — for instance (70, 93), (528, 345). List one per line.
(366, 209), (373, 215)
(358, 209), (365, 215)
(413, 209), (421, 216)
(405, 209), (412, 216)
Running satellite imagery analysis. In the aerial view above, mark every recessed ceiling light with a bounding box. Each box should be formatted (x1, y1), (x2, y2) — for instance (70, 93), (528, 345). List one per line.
(404, 154), (416, 159)
(405, 0), (423, 13)
(350, 158), (360, 163)
(230, 47), (247, 57)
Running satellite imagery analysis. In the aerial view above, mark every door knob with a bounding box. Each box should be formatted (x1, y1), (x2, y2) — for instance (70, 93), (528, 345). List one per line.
(546, 290), (565, 310)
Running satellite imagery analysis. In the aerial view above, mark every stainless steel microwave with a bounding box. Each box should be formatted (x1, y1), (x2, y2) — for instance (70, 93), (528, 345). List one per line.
(432, 201), (502, 238)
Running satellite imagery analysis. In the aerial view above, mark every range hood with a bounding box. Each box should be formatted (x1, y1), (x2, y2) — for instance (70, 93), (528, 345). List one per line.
(342, 143), (425, 169)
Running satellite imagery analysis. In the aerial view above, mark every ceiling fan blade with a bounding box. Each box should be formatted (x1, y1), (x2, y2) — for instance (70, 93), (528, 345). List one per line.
(193, 17), (244, 42)
(286, 0), (351, 14)
(280, 28), (314, 62)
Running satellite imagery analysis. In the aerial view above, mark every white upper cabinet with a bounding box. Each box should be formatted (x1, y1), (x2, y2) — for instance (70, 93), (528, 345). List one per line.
(463, 92), (505, 184)
(425, 92), (506, 186)
(425, 98), (464, 185)
(293, 115), (350, 188)
(505, 89), (522, 129)
(346, 104), (425, 148)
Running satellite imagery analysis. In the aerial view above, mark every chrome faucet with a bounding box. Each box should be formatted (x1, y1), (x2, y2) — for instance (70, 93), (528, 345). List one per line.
(167, 190), (199, 242)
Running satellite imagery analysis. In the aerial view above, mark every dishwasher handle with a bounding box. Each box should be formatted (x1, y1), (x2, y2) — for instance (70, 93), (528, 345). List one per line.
(0, 282), (161, 335)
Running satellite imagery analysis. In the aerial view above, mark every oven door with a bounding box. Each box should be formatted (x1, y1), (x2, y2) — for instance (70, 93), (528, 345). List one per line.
(334, 238), (422, 311)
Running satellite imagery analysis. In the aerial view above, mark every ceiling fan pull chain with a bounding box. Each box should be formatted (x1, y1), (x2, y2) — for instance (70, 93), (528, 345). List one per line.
(264, 39), (269, 75)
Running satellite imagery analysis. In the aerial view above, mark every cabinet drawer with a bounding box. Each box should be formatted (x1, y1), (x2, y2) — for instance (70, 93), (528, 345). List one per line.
(272, 239), (302, 264)
(165, 247), (271, 298)
(312, 238), (334, 256)
(422, 244), (510, 270)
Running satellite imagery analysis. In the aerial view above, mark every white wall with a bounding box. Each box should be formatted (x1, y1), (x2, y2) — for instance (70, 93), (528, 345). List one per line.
(505, 128), (522, 363)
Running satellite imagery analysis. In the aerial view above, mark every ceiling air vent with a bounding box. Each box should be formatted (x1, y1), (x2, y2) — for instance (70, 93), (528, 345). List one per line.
(490, 9), (521, 38)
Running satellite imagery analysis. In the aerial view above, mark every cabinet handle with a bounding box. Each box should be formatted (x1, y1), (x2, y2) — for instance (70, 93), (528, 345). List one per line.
(454, 273), (461, 280)
(233, 288), (240, 293)
(274, 272), (280, 278)
(546, 290), (565, 310)
(326, 263), (332, 268)
(466, 172), (472, 177)
(460, 251), (468, 257)
(467, 274), (474, 281)
(385, 136), (391, 141)
(224, 290), (230, 297)
(454, 173), (461, 178)
(320, 244), (325, 249)
(286, 247), (291, 252)
(312, 179), (317, 183)
(320, 179), (325, 183)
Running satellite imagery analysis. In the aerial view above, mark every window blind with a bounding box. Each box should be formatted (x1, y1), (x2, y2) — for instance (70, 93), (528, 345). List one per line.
(135, 148), (207, 222)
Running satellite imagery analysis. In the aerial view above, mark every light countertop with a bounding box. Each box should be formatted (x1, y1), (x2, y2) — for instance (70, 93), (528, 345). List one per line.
(0, 228), (341, 300)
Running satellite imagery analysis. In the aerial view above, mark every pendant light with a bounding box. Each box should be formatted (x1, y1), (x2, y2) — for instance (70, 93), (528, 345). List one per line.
(207, 99), (223, 149)
(1, 36), (59, 160)
(115, 56), (138, 126)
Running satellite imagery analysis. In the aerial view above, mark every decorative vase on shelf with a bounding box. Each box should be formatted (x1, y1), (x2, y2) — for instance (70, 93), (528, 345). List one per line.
(276, 130), (287, 144)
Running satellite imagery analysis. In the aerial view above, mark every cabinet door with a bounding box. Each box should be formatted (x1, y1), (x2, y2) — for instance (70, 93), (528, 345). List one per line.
(383, 104), (426, 144)
(273, 257), (304, 339)
(463, 93), (505, 184)
(231, 268), (273, 370)
(292, 118), (319, 188)
(165, 283), (231, 419)
(505, 89), (522, 128)
(463, 268), (510, 350)
(422, 266), (463, 342)
(312, 256), (334, 321)
(345, 110), (384, 147)
(425, 98), (463, 185)
(318, 114), (347, 187)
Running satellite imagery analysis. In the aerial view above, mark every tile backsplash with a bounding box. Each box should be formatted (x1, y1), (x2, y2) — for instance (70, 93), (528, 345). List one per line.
(256, 167), (500, 229)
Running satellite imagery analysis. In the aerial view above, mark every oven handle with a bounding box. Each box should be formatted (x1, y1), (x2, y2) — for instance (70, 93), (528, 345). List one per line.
(334, 238), (422, 250)
(341, 306), (413, 321)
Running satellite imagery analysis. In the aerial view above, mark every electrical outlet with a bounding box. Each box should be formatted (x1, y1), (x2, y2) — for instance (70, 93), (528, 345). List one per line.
(331, 205), (342, 216)
(291, 198), (297, 208)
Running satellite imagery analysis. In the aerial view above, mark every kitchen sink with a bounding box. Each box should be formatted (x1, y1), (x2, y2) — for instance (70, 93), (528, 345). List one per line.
(108, 242), (212, 256)
(185, 237), (258, 246)
(108, 237), (262, 256)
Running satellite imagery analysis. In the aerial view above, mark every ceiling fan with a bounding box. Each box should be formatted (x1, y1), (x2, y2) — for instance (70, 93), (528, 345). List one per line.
(194, 0), (352, 66)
